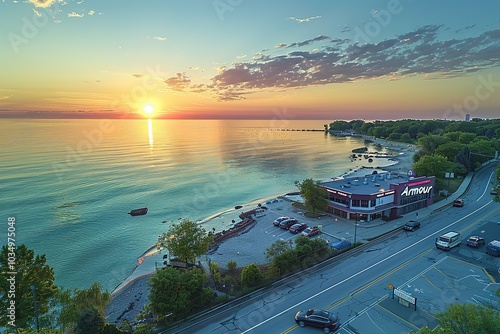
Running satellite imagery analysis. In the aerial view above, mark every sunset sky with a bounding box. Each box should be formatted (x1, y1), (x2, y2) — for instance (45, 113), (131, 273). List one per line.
(1, 0), (500, 120)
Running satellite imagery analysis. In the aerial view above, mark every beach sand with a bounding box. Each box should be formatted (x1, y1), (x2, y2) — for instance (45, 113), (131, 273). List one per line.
(104, 137), (418, 327)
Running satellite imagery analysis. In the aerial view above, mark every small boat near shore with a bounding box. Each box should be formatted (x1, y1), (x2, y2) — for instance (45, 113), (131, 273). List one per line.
(128, 207), (148, 216)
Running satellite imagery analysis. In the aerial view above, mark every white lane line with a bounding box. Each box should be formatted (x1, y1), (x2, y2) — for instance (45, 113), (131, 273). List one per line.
(477, 171), (495, 201)
(241, 201), (493, 333)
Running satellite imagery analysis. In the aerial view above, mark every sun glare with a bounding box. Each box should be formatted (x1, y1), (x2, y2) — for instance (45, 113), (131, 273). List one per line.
(144, 104), (154, 115)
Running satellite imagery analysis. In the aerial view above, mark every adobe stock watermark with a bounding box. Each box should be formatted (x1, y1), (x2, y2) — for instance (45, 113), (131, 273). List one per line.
(7, 3), (61, 54)
(354, 0), (403, 44)
(213, 0), (243, 21)
(444, 74), (500, 120)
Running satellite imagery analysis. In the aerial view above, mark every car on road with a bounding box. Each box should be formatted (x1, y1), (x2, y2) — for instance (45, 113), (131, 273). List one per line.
(301, 226), (320, 237)
(466, 236), (485, 248)
(279, 218), (298, 229)
(403, 220), (420, 231)
(453, 199), (464, 207)
(491, 188), (498, 195)
(295, 309), (340, 333)
(289, 222), (308, 234)
(486, 240), (500, 256)
(273, 216), (289, 226)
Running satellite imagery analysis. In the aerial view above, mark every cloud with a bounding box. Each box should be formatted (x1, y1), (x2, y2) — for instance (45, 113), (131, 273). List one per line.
(286, 35), (330, 48)
(88, 10), (95, 16)
(28, 0), (57, 8)
(275, 43), (287, 49)
(154, 36), (167, 41)
(164, 73), (191, 91)
(288, 16), (321, 23)
(209, 25), (500, 99)
(68, 12), (84, 18)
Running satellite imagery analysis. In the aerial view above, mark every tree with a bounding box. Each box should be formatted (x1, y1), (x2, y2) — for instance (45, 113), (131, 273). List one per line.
(148, 267), (212, 321)
(412, 304), (500, 333)
(265, 240), (293, 262)
(159, 219), (214, 264)
(227, 260), (237, 272)
(240, 264), (262, 288)
(0, 244), (58, 329)
(57, 283), (111, 333)
(76, 307), (105, 334)
(294, 178), (328, 213)
(413, 154), (452, 178)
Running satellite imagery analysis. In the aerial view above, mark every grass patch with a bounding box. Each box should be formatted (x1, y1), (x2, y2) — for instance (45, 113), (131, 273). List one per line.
(433, 177), (465, 203)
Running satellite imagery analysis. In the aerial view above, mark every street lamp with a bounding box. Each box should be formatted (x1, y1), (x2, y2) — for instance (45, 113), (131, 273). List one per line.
(353, 213), (359, 245)
(30, 284), (39, 332)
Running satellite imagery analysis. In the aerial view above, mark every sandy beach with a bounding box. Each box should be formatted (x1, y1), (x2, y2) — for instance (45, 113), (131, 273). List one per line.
(104, 137), (418, 327)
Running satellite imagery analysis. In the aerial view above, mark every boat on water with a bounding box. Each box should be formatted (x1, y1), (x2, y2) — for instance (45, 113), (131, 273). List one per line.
(128, 207), (148, 216)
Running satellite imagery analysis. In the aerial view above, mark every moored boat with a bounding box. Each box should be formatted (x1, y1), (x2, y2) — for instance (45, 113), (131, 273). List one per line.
(129, 207), (148, 216)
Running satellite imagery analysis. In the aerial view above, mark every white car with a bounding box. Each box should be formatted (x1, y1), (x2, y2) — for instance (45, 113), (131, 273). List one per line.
(273, 216), (289, 226)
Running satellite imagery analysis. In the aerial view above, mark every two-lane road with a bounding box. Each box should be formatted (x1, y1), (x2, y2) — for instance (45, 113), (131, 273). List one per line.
(166, 163), (499, 333)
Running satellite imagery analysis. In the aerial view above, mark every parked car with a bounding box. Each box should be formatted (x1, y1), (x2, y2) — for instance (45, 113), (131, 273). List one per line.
(466, 236), (485, 248)
(279, 218), (298, 229)
(301, 226), (320, 237)
(273, 216), (289, 226)
(403, 220), (420, 231)
(486, 240), (500, 256)
(294, 309), (340, 333)
(453, 199), (464, 207)
(491, 188), (498, 195)
(330, 240), (352, 251)
(289, 222), (308, 234)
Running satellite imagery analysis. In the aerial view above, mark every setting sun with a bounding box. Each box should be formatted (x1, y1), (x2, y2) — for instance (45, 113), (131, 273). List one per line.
(144, 104), (154, 115)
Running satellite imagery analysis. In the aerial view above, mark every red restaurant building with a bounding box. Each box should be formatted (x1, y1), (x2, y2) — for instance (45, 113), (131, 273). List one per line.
(320, 172), (435, 222)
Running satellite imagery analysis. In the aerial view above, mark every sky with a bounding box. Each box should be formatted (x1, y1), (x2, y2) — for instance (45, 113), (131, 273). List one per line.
(1, 0), (500, 120)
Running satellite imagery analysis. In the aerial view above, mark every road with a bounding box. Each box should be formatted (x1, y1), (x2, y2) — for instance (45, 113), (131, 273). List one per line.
(165, 163), (500, 334)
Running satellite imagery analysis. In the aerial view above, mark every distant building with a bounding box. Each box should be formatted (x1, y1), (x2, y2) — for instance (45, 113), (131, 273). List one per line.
(320, 172), (435, 222)
(465, 113), (471, 121)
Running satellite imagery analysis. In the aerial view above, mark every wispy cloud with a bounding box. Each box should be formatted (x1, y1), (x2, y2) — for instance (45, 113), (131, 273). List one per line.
(88, 10), (95, 16)
(286, 35), (330, 48)
(154, 36), (167, 41)
(210, 25), (500, 101)
(288, 15), (321, 23)
(68, 12), (84, 18)
(275, 43), (287, 49)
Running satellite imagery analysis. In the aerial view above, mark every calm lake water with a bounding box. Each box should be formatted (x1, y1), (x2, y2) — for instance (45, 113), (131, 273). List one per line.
(0, 118), (388, 291)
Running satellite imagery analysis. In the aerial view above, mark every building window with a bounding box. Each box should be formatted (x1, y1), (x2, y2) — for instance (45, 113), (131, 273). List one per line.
(352, 199), (360, 207)
(370, 199), (376, 207)
(361, 200), (369, 207)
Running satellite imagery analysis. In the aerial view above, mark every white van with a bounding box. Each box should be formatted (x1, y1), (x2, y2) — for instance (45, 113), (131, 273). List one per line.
(436, 231), (461, 250)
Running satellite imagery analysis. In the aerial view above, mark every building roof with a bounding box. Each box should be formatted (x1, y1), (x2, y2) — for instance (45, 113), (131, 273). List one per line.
(321, 172), (413, 195)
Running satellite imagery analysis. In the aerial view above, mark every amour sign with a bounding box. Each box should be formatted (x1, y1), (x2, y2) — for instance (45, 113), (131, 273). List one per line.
(400, 185), (433, 197)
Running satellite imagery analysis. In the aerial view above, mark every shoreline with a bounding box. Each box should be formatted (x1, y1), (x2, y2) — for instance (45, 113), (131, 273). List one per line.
(105, 136), (418, 325)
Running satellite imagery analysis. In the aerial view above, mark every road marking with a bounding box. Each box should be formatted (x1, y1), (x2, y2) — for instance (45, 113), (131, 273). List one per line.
(241, 200), (493, 333)
(477, 170), (496, 201)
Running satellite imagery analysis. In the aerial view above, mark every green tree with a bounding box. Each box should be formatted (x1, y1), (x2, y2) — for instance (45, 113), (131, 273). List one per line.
(240, 264), (262, 288)
(265, 240), (293, 262)
(412, 304), (500, 333)
(413, 154), (452, 178)
(295, 178), (328, 213)
(57, 283), (111, 333)
(159, 219), (214, 264)
(148, 267), (212, 321)
(76, 307), (105, 334)
(0, 244), (58, 329)
(227, 260), (237, 272)
(434, 141), (465, 162)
